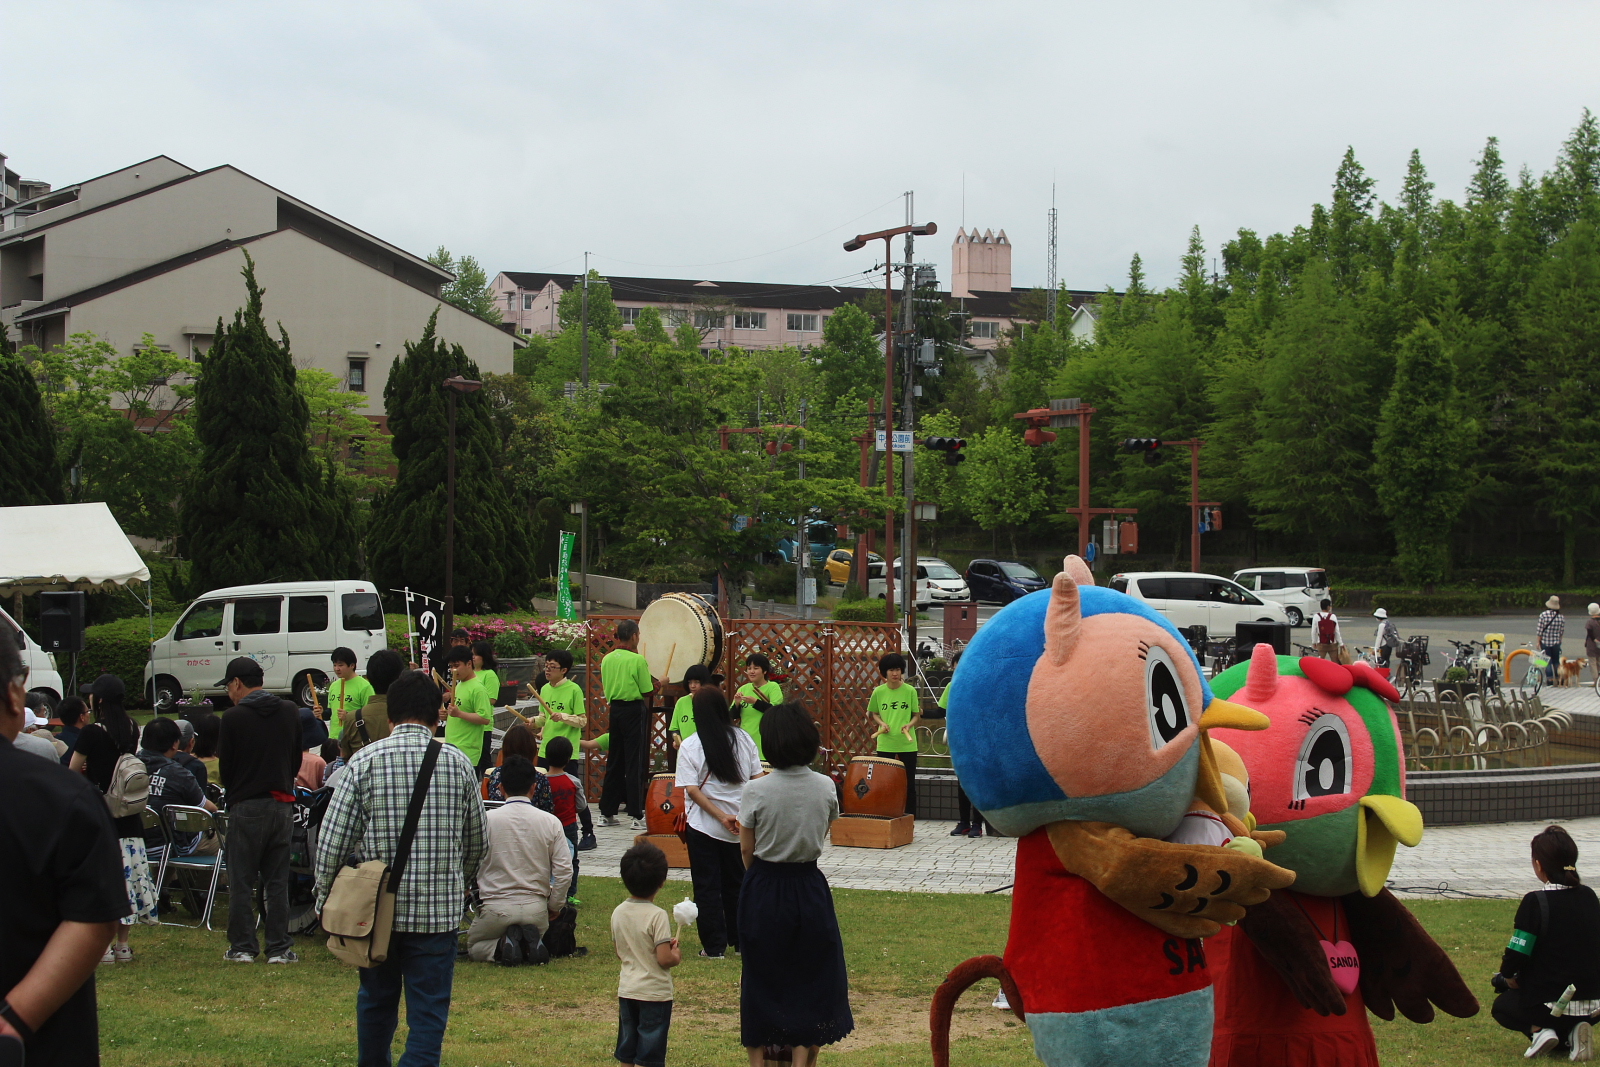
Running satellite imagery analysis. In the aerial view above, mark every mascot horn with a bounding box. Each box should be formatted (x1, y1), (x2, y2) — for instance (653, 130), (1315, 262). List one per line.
(1205, 645), (1478, 1066)
(930, 556), (1295, 1067)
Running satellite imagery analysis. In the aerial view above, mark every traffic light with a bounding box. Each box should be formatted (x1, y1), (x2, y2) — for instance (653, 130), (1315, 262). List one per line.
(1121, 437), (1163, 466)
(922, 436), (968, 466)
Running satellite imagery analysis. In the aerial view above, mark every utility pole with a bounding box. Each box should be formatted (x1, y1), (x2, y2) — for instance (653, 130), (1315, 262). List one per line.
(795, 399), (811, 619)
(579, 251), (591, 387)
(900, 192), (917, 646)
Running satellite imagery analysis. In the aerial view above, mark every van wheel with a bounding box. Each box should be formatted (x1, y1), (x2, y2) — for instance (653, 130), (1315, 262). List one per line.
(149, 676), (183, 714)
(294, 670), (328, 710)
(1284, 607), (1304, 627)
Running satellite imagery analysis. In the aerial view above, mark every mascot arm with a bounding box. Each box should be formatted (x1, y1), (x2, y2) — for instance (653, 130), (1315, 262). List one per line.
(1342, 889), (1480, 1023)
(1047, 821), (1297, 940)
(1237, 892), (1349, 1017)
(1217, 811), (1287, 851)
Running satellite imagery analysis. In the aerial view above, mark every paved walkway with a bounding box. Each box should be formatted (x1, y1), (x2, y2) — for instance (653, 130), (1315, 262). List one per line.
(583, 814), (1600, 900)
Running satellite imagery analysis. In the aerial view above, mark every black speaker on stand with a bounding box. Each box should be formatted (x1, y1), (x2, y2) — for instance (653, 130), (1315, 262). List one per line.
(1235, 619), (1290, 657)
(39, 591), (87, 694)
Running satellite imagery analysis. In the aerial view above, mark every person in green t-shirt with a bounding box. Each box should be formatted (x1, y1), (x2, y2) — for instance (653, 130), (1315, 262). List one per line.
(733, 653), (783, 760)
(472, 640), (502, 765)
(324, 646), (374, 741)
(867, 651), (922, 816)
(669, 664), (719, 750)
(443, 645), (492, 766)
(534, 647), (597, 848)
(599, 620), (657, 829)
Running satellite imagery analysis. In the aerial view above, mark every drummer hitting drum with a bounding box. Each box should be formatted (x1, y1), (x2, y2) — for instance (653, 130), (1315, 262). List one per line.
(599, 620), (659, 831)
(868, 652), (923, 817)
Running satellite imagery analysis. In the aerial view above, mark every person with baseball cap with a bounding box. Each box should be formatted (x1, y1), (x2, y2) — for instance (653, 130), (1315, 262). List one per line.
(216, 657), (302, 963)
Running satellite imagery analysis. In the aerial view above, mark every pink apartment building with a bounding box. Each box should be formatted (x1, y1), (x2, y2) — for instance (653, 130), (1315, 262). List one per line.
(489, 228), (1100, 360)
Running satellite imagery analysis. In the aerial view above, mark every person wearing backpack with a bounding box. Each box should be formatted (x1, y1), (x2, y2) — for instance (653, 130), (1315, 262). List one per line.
(69, 674), (159, 962)
(1312, 600), (1344, 661)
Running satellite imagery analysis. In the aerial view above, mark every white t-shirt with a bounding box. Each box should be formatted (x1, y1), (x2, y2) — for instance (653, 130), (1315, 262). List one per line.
(674, 729), (761, 843)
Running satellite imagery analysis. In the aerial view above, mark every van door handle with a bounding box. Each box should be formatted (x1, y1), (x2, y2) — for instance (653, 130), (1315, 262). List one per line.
(213, 641), (224, 647)
(233, 641), (240, 651)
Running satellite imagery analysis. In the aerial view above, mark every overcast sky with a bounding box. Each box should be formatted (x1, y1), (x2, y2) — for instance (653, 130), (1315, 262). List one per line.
(12, 2), (1598, 295)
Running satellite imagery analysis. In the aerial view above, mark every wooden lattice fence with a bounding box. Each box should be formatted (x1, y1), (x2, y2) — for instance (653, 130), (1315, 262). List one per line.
(580, 615), (901, 799)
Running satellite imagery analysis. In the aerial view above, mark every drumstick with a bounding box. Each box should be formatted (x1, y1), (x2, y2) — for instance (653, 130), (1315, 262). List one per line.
(662, 642), (678, 685)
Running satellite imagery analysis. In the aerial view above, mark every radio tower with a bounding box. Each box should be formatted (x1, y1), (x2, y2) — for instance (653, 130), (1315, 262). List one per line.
(1046, 182), (1059, 322)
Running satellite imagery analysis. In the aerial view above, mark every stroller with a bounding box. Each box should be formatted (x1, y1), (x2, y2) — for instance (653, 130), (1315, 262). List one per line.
(287, 786), (335, 936)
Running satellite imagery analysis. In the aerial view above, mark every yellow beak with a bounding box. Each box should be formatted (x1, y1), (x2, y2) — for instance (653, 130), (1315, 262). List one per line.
(1192, 699), (1270, 817)
(1355, 794), (1424, 897)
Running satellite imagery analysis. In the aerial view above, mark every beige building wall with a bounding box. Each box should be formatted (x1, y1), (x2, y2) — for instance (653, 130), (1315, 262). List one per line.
(38, 230), (514, 414)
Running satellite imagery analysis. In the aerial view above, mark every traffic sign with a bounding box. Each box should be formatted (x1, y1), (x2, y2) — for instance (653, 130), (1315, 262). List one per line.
(874, 430), (914, 452)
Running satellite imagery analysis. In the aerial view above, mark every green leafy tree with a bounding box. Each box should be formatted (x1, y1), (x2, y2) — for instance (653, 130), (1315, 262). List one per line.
(1372, 322), (1476, 586)
(813, 303), (882, 410)
(0, 325), (63, 507)
(181, 254), (358, 588)
(28, 331), (199, 539)
(427, 246), (503, 324)
(963, 425), (1047, 558)
(556, 271), (622, 340)
(297, 367), (395, 500)
(366, 310), (534, 609)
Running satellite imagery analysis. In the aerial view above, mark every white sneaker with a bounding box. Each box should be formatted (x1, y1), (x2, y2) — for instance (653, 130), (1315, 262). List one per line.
(1528, 1028), (1561, 1058)
(222, 950), (257, 963)
(601, 816), (622, 827)
(1571, 1021), (1594, 1062)
(630, 818), (647, 831)
(993, 990), (1010, 1011)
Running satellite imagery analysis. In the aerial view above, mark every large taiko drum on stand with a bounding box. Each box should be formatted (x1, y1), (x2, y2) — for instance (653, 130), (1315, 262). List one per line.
(842, 755), (907, 818)
(645, 772), (684, 836)
(638, 592), (723, 684)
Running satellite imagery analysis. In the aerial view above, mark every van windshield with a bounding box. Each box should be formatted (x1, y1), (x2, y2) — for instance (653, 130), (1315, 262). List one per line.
(923, 563), (961, 581)
(342, 593), (384, 631)
(999, 563), (1040, 579)
(1306, 570), (1328, 588)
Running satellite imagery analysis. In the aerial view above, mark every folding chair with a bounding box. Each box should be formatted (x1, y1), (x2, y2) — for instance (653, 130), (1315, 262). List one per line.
(156, 805), (227, 930)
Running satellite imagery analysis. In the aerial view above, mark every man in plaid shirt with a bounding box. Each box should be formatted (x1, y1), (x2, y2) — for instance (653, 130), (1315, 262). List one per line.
(315, 670), (487, 1067)
(1538, 596), (1566, 684)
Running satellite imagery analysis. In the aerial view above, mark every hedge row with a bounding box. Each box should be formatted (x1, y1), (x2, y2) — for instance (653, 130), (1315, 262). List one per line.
(832, 599), (897, 622)
(1335, 588), (1600, 616)
(80, 614), (181, 706)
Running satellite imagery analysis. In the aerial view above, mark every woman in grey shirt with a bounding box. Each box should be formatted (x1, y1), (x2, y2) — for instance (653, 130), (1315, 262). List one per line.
(737, 702), (854, 1066)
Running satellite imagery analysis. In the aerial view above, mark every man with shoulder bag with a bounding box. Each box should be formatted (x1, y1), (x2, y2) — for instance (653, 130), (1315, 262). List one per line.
(315, 669), (487, 1067)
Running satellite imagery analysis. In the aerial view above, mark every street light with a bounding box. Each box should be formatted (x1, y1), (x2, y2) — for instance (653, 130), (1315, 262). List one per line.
(569, 501), (589, 619)
(913, 501), (939, 522)
(443, 374), (483, 638)
(843, 221), (937, 625)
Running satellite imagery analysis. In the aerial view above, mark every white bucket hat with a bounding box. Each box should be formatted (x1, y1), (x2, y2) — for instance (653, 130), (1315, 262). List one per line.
(1546, 596), (1562, 610)
(1373, 608), (1388, 619)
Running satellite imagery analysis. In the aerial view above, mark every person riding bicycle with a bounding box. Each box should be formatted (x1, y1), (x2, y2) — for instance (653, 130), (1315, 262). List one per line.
(1312, 600), (1343, 661)
(1373, 608), (1400, 668)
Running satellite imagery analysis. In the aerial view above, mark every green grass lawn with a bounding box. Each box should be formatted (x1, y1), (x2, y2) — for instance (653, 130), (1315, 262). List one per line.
(95, 885), (1518, 1066)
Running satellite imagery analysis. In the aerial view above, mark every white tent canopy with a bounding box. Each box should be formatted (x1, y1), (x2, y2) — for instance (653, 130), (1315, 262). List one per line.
(0, 502), (151, 596)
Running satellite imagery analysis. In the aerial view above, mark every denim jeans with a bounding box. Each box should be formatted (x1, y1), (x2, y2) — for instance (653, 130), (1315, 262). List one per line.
(357, 930), (458, 1067)
(224, 798), (293, 958)
(1543, 644), (1562, 682)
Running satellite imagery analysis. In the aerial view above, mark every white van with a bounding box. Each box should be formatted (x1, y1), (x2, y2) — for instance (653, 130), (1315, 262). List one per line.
(1230, 567), (1330, 628)
(145, 580), (387, 712)
(867, 562), (933, 609)
(1109, 571), (1289, 633)
(891, 557), (971, 602)
(1, 605), (65, 709)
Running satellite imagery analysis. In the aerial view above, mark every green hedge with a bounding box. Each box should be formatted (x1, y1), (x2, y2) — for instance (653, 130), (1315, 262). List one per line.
(832, 599), (896, 622)
(1368, 592), (1497, 616)
(81, 614), (180, 706)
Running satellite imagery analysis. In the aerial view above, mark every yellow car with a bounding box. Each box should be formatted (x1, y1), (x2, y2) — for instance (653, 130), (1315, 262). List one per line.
(823, 548), (880, 586)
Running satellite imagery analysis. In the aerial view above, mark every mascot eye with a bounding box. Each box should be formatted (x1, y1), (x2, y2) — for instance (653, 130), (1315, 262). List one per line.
(1294, 716), (1352, 800)
(1143, 644), (1191, 749)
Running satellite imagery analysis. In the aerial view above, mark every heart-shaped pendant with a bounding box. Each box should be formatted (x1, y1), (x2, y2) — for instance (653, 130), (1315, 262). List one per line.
(1321, 939), (1360, 995)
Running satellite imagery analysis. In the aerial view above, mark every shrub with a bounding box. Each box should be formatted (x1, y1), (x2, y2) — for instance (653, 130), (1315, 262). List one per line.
(1370, 591), (1496, 616)
(494, 629), (532, 659)
(832, 599), (895, 622)
(840, 581), (867, 603)
(82, 613), (180, 706)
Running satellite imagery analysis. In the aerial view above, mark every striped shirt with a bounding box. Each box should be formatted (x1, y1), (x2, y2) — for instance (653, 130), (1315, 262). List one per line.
(314, 722), (488, 933)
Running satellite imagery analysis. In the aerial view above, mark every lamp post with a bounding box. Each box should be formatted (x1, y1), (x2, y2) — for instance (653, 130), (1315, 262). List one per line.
(844, 221), (936, 627)
(569, 501), (588, 619)
(443, 374), (483, 639)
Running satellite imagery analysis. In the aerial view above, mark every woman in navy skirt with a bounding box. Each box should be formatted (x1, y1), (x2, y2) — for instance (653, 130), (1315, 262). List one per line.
(738, 702), (854, 1066)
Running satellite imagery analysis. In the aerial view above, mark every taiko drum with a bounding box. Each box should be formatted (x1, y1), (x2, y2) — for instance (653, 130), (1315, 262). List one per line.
(841, 755), (907, 818)
(645, 772), (683, 835)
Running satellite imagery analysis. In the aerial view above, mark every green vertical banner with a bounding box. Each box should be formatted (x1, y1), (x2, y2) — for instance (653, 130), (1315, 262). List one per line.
(557, 530), (576, 620)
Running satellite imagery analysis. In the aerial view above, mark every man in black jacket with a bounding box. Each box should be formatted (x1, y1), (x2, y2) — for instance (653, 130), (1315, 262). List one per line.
(217, 657), (301, 964)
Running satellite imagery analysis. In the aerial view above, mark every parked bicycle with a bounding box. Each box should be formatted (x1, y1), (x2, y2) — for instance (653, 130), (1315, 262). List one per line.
(1394, 635), (1430, 689)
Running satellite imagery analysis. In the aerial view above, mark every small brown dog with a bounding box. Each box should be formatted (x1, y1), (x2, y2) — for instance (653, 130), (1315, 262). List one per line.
(1558, 657), (1586, 687)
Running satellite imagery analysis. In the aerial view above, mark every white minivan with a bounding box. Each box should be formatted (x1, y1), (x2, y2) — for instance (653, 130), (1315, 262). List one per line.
(1230, 567), (1331, 628)
(2, 605), (66, 709)
(145, 580), (387, 712)
(867, 562), (933, 609)
(1109, 571), (1289, 633)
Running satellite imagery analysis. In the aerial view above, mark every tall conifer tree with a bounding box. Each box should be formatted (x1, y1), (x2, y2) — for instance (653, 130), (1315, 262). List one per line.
(367, 311), (533, 610)
(181, 254), (358, 589)
(0, 324), (64, 507)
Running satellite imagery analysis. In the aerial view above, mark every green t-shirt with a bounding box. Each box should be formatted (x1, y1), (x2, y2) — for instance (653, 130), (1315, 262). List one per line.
(445, 675), (490, 763)
(601, 648), (653, 702)
(869, 682), (918, 753)
(325, 673), (374, 740)
(476, 668), (501, 740)
(937, 686), (949, 710)
(669, 694), (697, 739)
(539, 677), (586, 758)
(594, 732), (610, 752)
(735, 680), (783, 759)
